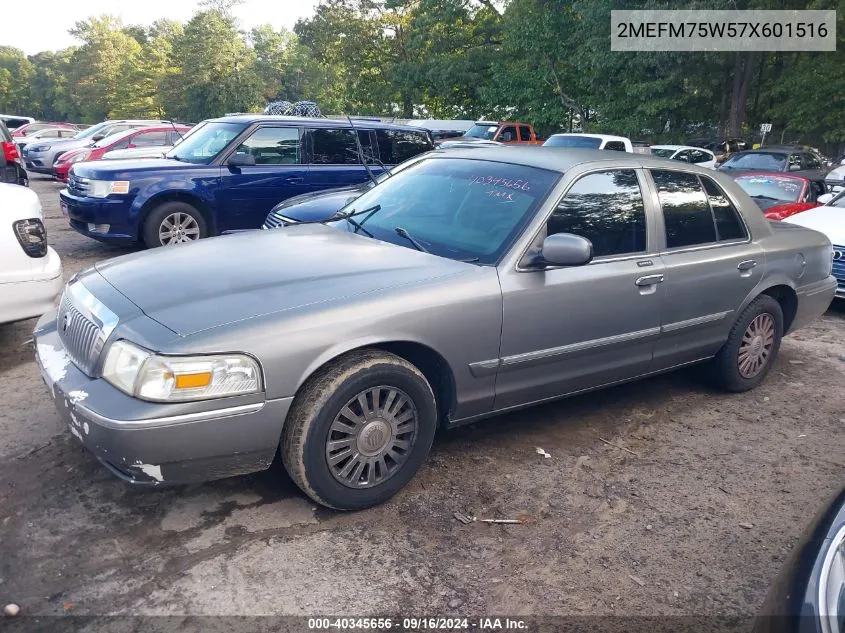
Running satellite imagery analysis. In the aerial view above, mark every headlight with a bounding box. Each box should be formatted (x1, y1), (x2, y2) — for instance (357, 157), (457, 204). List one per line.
(102, 340), (262, 402)
(33, 144), (50, 152)
(820, 524), (844, 633)
(62, 150), (91, 164)
(87, 180), (131, 198)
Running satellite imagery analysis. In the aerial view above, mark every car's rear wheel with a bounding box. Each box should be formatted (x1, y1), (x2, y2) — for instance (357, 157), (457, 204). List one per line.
(709, 295), (783, 392)
(143, 201), (207, 248)
(282, 350), (437, 510)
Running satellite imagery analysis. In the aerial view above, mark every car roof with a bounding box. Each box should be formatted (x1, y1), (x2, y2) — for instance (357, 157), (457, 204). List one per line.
(208, 115), (424, 132)
(650, 144), (711, 152)
(734, 148), (793, 156)
(427, 146), (712, 173)
(548, 133), (629, 142)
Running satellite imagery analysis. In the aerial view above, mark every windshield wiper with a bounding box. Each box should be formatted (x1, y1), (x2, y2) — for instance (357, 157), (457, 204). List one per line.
(394, 227), (430, 253)
(330, 204), (380, 237)
(750, 195), (780, 201)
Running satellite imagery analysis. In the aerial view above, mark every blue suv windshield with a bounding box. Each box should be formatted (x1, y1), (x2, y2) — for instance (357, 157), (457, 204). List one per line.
(166, 121), (247, 164)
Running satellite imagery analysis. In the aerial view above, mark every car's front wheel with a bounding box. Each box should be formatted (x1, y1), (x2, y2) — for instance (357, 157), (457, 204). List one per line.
(143, 201), (207, 248)
(710, 295), (784, 392)
(282, 350), (438, 510)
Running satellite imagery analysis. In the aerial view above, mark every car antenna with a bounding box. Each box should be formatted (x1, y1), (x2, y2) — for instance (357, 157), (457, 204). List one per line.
(165, 119), (184, 142)
(347, 115), (379, 186)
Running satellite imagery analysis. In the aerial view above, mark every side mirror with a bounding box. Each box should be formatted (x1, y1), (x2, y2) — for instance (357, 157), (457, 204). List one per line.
(817, 193), (835, 205)
(228, 152), (256, 167)
(127, 143), (136, 149)
(92, 134), (105, 142)
(530, 233), (593, 268)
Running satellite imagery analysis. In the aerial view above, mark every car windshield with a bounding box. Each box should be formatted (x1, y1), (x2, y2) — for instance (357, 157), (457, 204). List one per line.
(828, 190), (845, 208)
(543, 135), (602, 149)
(93, 130), (133, 148)
(734, 175), (803, 202)
(650, 148), (677, 158)
(465, 124), (498, 140)
(166, 121), (247, 164)
(327, 157), (560, 264)
(73, 121), (109, 140)
(721, 152), (787, 171)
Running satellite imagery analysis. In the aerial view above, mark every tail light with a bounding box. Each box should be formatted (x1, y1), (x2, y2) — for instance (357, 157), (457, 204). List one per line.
(13, 218), (48, 258)
(2, 141), (20, 162)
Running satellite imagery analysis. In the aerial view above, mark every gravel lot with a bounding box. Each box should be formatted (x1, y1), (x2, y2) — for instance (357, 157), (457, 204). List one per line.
(1, 176), (843, 618)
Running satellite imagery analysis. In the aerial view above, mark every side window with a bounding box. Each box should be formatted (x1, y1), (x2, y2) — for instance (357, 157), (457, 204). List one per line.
(498, 126), (517, 142)
(673, 150), (691, 162)
(603, 141), (626, 151)
(691, 150), (712, 163)
(787, 154), (802, 171)
(132, 131), (168, 147)
(42, 130), (61, 138)
(375, 129), (433, 164)
(547, 170), (646, 258)
(802, 153), (821, 170)
(235, 127), (300, 165)
(518, 125), (532, 142)
(700, 177), (747, 241)
(307, 128), (358, 165)
(111, 138), (131, 150)
(60, 130), (75, 138)
(651, 170), (717, 248)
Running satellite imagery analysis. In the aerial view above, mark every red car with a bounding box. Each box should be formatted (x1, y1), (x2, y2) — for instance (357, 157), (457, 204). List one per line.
(53, 125), (190, 181)
(732, 172), (828, 221)
(11, 121), (79, 138)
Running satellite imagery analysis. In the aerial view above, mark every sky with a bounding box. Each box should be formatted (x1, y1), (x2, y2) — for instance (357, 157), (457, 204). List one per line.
(3, 0), (321, 55)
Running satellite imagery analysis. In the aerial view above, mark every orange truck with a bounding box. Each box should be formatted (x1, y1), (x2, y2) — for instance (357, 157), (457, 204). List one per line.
(462, 121), (544, 145)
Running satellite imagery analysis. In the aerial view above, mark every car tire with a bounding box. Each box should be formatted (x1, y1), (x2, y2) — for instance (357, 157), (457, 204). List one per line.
(709, 295), (784, 393)
(142, 201), (207, 248)
(282, 349), (438, 510)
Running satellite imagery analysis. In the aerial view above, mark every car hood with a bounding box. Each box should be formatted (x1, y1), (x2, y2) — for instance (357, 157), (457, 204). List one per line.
(72, 158), (204, 179)
(269, 184), (369, 223)
(25, 138), (90, 153)
(93, 224), (473, 336)
(783, 206), (845, 245)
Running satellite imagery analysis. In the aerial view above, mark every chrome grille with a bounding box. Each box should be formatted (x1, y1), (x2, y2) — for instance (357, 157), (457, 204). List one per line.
(833, 245), (845, 290)
(262, 210), (287, 230)
(68, 174), (90, 197)
(57, 281), (119, 377)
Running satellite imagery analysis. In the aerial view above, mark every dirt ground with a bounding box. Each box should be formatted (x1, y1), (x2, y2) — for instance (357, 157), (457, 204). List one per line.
(1, 177), (843, 619)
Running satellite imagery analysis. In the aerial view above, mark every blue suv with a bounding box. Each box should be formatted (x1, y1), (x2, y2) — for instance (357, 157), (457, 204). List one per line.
(59, 115), (433, 247)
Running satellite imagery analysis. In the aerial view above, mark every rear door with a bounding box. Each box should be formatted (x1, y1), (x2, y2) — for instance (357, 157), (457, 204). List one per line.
(647, 169), (762, 369)
(518, 125), (533, 143)
(217, 125), (309, 231)
(303, 127), (381, 192)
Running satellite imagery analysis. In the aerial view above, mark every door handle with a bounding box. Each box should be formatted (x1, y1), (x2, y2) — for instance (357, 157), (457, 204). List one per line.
(737, 259), (757, 271)
(635, 274), (664, 287)
(285, 176), (304, 183)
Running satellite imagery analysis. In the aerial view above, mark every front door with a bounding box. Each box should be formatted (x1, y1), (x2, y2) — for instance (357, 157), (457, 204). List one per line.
(647, 169), (764, 369)
(217, 126), (309, 231)
(495, 169), (665, 410)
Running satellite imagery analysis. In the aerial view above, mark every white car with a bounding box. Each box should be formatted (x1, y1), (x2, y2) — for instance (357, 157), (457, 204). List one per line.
(102, 145), (174, 160)
(784, 190), (845, 299)
(543, 133), (634, 152)
(0, 184), (63, 324)
(825, 163), (845, 191)
(15, 127), (76, 150)
(649, 145), (717, 169)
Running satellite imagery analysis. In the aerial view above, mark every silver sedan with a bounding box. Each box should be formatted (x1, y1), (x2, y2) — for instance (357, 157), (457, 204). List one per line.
(34, 147), (837, 509)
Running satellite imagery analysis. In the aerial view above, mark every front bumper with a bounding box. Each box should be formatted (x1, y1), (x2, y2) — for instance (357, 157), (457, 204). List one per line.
(60, 189), (138, 243)
(33, 311), (291, 485)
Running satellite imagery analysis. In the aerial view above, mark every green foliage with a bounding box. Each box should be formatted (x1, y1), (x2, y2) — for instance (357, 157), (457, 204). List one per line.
(1, 0), (843, 152)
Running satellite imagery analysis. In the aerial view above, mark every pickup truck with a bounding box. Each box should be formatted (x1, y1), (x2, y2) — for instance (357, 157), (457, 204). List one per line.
(462, 121), (543, 145)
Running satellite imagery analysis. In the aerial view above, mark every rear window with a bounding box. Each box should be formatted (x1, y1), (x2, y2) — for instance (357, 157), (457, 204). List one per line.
(376, 129), (433, 164)
(543, 135), (602, 149)
(721, 152), (787, 171)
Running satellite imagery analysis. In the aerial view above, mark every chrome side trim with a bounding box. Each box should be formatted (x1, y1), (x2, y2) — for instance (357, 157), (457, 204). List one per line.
(661, 311), (731, 334)
(499, 326), (661, 371)
(468, 359), (501, 378)
(76, 402), (265, 430)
